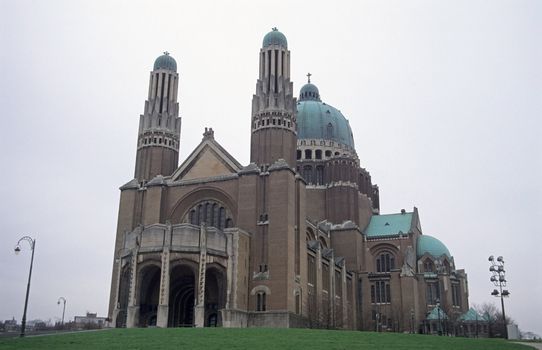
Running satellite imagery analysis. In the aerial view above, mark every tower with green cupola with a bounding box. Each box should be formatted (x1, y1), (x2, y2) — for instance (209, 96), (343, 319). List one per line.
(134, 52), (182, 182)
(250, 28), (297, 168)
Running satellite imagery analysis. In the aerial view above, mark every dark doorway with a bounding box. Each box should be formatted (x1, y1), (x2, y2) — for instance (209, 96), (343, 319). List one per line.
(138, 265), (161, 327)
(169, 265), (196, 327)
(116, 266), (131, 328)
(204, 266), (226, 327)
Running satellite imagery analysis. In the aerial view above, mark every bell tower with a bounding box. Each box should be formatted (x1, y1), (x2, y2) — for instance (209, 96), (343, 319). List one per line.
(134, 52), (182, 182)
(250, 28), (297, 168)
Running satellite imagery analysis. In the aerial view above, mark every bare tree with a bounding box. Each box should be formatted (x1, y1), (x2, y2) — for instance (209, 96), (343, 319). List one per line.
(472, 302), (515, 338)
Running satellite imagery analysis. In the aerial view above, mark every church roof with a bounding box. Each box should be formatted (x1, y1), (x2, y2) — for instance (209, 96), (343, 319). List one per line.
(417, 235), (451, 259)
(427, 306), (448, 320)
(458, 308), (490, 322)
(296, 99), (355, 149)
(364, 212), (413, 238)
(171, 129), (242, 181)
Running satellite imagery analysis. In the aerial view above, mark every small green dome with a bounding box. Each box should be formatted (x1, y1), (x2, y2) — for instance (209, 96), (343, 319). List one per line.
(153, 52), (177, 72)
(417, 235), (451, 259)
(299, 83), (320, 102)
(297, 90), (355, 149)
(263, 28), (287, 48)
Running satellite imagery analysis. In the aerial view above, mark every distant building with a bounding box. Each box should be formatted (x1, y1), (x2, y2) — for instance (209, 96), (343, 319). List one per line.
(3, 318), (18, 332)
(74, 313), (107, 327)
(108, 28), (470, 331)
(456, 308), (490, 337)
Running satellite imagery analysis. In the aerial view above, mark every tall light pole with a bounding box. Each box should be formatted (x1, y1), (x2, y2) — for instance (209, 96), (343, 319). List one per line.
(489, 255), (510, 339)
(14, 236), (36, 338)
(410, 308), (414, 334)
(436, 298), (442, 336)
(57, 297), (67, 326)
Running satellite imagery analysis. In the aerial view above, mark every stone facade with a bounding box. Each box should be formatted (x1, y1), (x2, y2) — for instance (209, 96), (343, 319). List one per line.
(108, 29), (469, 331)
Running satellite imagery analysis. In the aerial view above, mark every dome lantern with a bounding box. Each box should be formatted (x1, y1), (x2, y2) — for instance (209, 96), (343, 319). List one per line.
(262, 27), (288, 48)
(153, 52), (177, 72)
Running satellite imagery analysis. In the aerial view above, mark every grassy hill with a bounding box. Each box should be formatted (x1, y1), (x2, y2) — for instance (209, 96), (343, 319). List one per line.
(0, 328), (533, 350)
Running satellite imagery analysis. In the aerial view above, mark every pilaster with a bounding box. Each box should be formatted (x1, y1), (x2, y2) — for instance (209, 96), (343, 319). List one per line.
(126, 249), (140, 328)
(194, 224), (208, 327)
(156, 224), (172, 328)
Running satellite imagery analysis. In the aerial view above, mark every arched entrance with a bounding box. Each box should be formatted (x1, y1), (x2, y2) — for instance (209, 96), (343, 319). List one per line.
(116, 266), (131, 328)
(204, 265), (226, 327)
(169, 264), (196, 327)
(138, 264), (161, 327)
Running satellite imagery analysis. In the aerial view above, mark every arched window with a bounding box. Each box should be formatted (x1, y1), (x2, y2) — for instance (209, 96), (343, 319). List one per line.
(319, 236), (328, 249)
(376, 252), (395, 272)
(315, 149), (322, 160)
(189, 209), (196, 225)
(185, 201), (232, 230)
(442, 260), (451, 274)
(256, 292), (266, 311)
(315, 166), (324, 185)
(296, 150), (301, 160)
(303, 166), (313, 184)
(306, 228), (316, 242)
(304, 149), (312, 159)
(424, 258), (434, 273)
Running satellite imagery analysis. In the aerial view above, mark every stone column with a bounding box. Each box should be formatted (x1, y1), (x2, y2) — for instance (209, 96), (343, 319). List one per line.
(126, 249), (140, 328)
(341, 263), (348, 329)
(315, 244), (323, 326)
(157, 224), (172, 327)
(329, 253), (336, 328)
(194, 224), (207, 327)
(156, 250), (170, 327)
(111, 251), (127, 327)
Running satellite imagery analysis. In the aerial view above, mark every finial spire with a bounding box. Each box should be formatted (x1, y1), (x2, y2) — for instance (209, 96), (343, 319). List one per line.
(307, 72), (312, 83)
(203, 127), (215, 140)
(163, 51), (169, 56)
(272, 27), (278, 31)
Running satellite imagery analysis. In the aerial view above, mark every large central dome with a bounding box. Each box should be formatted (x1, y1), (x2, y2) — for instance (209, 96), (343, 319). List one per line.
(296, 82), (355, 149)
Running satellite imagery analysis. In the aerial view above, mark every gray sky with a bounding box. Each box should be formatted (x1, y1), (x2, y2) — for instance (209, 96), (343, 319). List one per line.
(1, 0), (541, 335)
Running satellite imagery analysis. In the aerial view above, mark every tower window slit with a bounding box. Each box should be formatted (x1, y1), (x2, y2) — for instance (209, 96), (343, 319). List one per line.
(281, 51), (285, 77)
(159, 73), (166, 113)
(267, 50), (271, 92)
(166, 74), (172, 112)
(274, 49), (278, 93)
(154, 73), (159, 99)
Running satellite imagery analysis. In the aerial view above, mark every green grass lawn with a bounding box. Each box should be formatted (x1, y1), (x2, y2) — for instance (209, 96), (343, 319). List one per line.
(0, 328), (533, 350)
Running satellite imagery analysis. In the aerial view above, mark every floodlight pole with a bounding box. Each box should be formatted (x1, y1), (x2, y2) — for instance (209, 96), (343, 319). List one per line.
(489, 255), (510, 339)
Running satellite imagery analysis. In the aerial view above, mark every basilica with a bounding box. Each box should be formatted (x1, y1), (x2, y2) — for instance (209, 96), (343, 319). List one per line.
(108, 28), (470, 332)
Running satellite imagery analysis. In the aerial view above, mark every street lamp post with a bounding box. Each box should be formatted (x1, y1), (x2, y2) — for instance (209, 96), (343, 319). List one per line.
(436, 298), (442, 336)
(14, 236), (36, 338)
(57, 297), (67, 326)
(410, 308), (415, 334)
(489, 255), (510, 339)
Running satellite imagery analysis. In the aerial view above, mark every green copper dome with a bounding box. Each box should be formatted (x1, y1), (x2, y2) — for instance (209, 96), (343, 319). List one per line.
(153, 52), (177, 72)
(263, 28), (287, 48)
(296, 83), (355, 149)
(417, 235), (451, 259)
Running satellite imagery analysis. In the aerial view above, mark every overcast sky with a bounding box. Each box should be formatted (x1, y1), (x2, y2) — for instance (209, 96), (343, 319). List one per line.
(1, 0), (541, 335)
